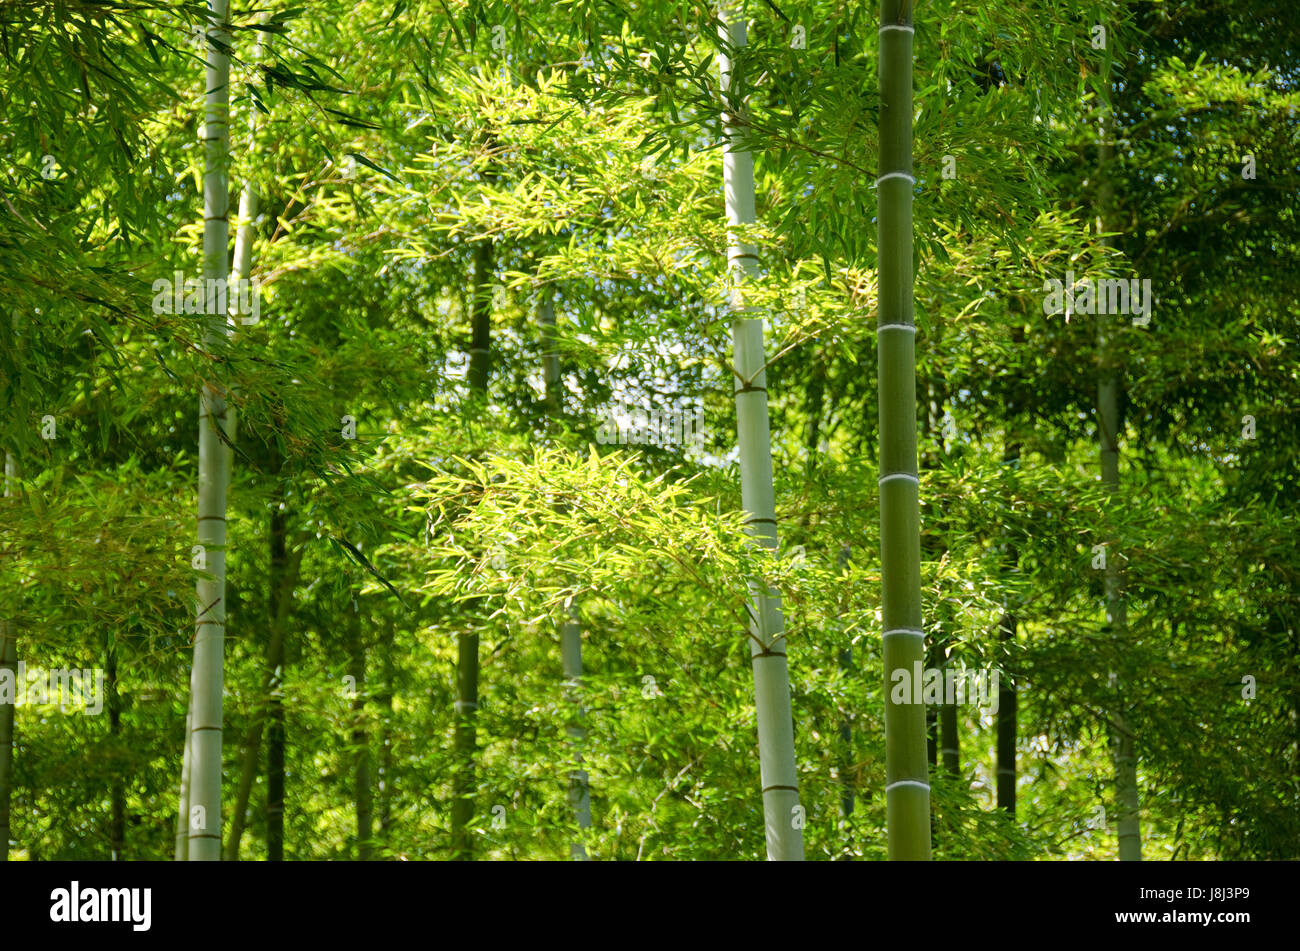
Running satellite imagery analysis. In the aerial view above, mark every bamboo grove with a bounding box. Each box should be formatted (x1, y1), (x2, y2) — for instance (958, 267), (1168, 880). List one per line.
(0, 0), (1297, 861)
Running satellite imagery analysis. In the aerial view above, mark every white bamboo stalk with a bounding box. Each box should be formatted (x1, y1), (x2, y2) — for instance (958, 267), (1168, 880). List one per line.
(719, 4), (803, 861)
(187, 0), (233, 862)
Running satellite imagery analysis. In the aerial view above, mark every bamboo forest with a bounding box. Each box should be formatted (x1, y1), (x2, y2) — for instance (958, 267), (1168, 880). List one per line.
(1, 0), (1298, 875)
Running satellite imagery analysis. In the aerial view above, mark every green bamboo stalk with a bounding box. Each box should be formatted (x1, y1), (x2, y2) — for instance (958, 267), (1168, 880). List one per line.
(939, 668), (959, 778)
(1096, 49), (1141, 860)
(106, 642), (125, 859)
(376, 621), (396, 846)
(218, 19), (272, 862)
(230, 182), (258, 301)
(187, 0), (233, 862)
(0, 624), (14, 863)
(0, 450), (17, 862)
(540, 289), (560, 416)
(218, 9), (265, 488)
(0, 623), (11, 862)
(718, 3), (803, 861)
(995, 609), (1017, 815)
(837, 546), (854, 818)
(877, 0), (931, 861)
(541, 289), (592, 859)
(266, 683), (284, 859)
(347, 599), (373, 860)
(996, 318), (1024, 817)
(561, 603), (591, 860)
(451, 238), (494, 860)
(467, 240), (493, 396)
(224, 466), (293, 861)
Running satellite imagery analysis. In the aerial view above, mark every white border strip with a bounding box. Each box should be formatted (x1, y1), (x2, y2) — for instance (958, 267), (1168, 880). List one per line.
(876, 171), (916, 186)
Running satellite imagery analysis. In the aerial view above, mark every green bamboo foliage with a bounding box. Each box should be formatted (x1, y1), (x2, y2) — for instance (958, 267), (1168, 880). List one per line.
(877, 0), (931, 861)
(186, 0), (234, 862)
(1096, 43), (1142, 862)
(718, 3), (803, 861)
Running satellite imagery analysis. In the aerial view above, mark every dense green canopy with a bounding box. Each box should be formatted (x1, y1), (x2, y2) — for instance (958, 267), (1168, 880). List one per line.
(0, 0), (1296, 861)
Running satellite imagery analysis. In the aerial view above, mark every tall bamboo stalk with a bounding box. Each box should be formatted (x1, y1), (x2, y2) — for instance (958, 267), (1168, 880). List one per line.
(1096, 49), (1141, 861)
(451, 238), (494, 859)
(561, 604), (591, 860)
(208, 14), (271, 862)
(107, 641), (125, 859)
(719, 3), (802, 861)
(467, 240), (493, 395)
(995, 609), (1017, 815)
(938, 668), (959, 777)
(376, 620), (395, 846)
(541, 289), (592, 859)
(224, 464), (293, 860)
(187, 0), (233, 861)
(266, 684), (284, 859)
(347, 598), (373, 859)
(878, 0), (930, 861)
(928, 393), (959, 779)
(230, 184), (258, 306)
(996, 316), (1024, 816)
(0, 450), (17, 861)
(540, 289), (560, 417)
(836, 546), (854, 818)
